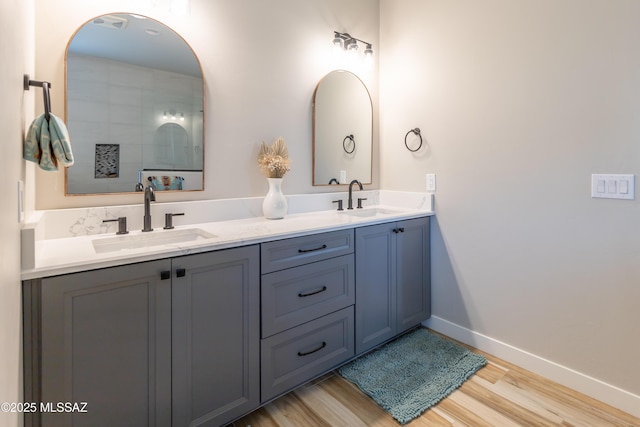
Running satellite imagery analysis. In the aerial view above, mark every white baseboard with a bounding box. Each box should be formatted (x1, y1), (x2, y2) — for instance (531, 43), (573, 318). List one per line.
(423, 316), (640, 419)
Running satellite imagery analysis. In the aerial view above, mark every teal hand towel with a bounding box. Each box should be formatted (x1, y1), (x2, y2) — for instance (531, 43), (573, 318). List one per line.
(150, 175), (184, 190)
(24, 113), (74, 171)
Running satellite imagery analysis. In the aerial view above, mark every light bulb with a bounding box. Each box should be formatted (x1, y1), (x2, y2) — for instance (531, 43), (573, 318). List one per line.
(347, 42), (359, 64)
(364, 45), (374, 69)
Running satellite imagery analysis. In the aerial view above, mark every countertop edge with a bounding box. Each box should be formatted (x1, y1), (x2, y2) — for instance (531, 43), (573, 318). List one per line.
(21, 208), (434, 280)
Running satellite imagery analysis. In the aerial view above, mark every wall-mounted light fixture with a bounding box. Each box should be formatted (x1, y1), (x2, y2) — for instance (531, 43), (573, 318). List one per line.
(162, 110), (186, 121)
(333, 31), (374, 68)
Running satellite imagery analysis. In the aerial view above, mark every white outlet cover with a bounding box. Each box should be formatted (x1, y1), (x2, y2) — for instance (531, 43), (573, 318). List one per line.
(426, 174), (436, 192)
(17, 180), (24, 222)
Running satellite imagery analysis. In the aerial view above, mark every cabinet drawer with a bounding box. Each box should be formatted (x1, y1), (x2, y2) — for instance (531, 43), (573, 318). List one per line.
(261, 229), (354, 273)
(261, 306), (354, 402)
(262, 254), (354, 338)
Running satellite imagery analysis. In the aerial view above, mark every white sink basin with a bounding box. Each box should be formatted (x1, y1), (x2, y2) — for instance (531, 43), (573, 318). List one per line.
(340, 207), (403, 218)
(92, 228), (216, 253)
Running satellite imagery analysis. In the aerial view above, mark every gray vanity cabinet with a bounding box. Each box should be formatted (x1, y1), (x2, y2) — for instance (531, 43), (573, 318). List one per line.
(24, 215), (431, 426)
(355, 216), (431, 354)
(25, 260), (173, 427)
(172, 245), (260, 427)
(24, 245), (260, 427)
(260, 230), (355, 401)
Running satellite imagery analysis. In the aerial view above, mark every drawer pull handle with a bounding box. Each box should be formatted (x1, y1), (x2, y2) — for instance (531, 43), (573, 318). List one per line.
(298, 244), (327, 254)
(297, 341), (327, 357)
(298, 286), (327, 298)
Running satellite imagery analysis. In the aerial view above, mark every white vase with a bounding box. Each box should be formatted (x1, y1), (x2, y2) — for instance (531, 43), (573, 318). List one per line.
(262, 177), (288, 219)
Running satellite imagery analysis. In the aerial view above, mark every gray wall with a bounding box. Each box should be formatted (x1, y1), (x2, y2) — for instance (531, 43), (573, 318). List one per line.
(32, 0), (380, 209)
(380, 0), (640, 397)
(0, 0), (34, 426)
(13, 0), (639, 419)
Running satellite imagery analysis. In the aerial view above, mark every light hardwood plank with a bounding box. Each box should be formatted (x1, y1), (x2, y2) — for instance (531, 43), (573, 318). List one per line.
(475, 360), (509, 384)
(460, 376), (560, 426)
(469, 375), (565, 425)
(316, 375), (398, 426)
(265, 392), (331, 427)
(293, 382), (370, 427)
(435, 394), (498, 427)
(231, 329), (640, 427)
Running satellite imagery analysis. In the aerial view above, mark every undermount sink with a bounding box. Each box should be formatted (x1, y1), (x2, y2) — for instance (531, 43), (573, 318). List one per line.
(92, 228), (216, 253)
(340, 207), (403, 218)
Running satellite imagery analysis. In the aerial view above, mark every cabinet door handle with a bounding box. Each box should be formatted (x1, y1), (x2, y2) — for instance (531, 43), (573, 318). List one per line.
(176, 268), (186, 277)
(160, 271), (171, 280)
(297, 341), (326, 357)
(399, 227), (405, 233)
(393, 228), (399, 233)
(298, 244), (327, 253)
(298, 286), (327, 298)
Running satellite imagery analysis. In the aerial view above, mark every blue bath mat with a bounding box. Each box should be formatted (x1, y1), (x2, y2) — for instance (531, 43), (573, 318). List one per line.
(338, 328), (486, 424)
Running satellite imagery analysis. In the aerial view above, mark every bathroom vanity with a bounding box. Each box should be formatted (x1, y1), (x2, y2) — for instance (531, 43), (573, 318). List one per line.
(22, 203), (431, 427)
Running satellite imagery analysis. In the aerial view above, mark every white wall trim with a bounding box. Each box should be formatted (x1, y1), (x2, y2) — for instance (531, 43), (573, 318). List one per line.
(423, 316), (640, 419)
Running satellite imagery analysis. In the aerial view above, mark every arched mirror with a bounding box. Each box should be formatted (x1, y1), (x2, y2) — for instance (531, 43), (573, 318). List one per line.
(65, 13), (204, 194)
(313, 70), (372, 186)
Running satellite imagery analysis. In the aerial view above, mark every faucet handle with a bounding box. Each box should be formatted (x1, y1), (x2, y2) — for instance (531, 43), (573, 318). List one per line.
(357, 198), (367, 209)
(103, 217), (128, 235)
(164, 213), (185, 230)
(332, 200), (344, 211)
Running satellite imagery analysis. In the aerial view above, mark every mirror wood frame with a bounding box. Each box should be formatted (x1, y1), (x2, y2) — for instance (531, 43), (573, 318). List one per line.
(64, 12), (206, 196)
(312, 70), (373, 186)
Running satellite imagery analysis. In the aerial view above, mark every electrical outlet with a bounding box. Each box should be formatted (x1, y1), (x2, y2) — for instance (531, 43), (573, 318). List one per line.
(426, 174), (436, 192)
(17, 180), (24, 222)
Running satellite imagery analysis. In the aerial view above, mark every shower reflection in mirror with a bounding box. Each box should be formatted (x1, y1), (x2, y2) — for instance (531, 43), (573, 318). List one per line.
(65, 13), (204, 195)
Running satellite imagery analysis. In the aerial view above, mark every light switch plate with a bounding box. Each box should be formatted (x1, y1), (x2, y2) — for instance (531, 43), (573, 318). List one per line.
(591, 174), (635, 200)
(426, 174), (436, 192)
(17, 180), (24, 222)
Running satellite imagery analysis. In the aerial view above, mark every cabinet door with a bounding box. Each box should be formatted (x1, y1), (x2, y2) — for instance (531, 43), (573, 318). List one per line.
(396, 217), (431, 333)
(38, 260), (172, 427)
(172, 245), (260, 427)
(355, 222), (397, 354)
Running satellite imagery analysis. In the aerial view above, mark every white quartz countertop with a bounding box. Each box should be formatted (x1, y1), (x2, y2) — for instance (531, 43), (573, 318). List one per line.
(21, 205), (433, 280)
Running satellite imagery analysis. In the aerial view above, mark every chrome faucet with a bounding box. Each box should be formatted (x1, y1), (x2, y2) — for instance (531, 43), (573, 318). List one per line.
(135, 170), (144, 192)
(142, 185), (156, 232)
(347, 179), (363, 209)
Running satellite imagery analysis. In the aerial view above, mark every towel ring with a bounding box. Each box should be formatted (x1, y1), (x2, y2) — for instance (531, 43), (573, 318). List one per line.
(404, 128), (422, 152)
(343, 134), (355, 154)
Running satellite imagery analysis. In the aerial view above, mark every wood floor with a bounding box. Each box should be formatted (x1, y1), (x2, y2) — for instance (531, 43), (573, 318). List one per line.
(231, 329), (640, 427)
